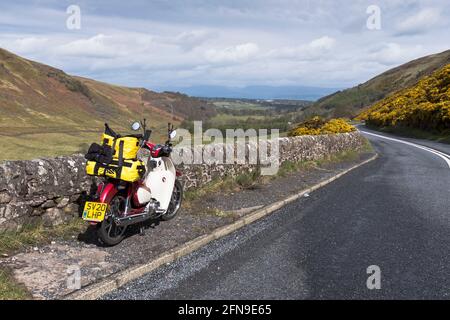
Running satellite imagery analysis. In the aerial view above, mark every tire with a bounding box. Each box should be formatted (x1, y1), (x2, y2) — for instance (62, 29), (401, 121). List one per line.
(97, 194), (128, 246)
(161, 179), (183, 221)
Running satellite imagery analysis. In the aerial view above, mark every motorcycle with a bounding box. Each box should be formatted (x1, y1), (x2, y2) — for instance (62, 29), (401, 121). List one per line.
(82, 120), (183, 246)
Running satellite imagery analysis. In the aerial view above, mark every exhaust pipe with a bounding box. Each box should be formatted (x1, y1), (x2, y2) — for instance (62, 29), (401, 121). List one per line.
(115, 212), (151, 227)
(114, 208), (166, 227)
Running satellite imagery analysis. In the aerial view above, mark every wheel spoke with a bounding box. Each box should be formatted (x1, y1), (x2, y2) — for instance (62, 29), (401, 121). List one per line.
(105, 220), (113, 235)
(102, 195), (127, 241)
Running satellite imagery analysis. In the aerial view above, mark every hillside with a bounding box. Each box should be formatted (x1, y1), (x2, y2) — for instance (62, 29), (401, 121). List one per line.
(303, 49), (450, 118)
(357, 64), (450, 135)
(0, 48), (216, 160)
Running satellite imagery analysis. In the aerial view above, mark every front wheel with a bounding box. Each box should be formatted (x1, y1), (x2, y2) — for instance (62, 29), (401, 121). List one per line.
(161, 180), (183, 221)
(97, 194), (128, 246)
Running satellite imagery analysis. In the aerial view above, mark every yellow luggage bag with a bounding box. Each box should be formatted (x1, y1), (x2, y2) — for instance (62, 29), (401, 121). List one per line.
(101, 134), (140, 160)
(86, 159), (146, 182)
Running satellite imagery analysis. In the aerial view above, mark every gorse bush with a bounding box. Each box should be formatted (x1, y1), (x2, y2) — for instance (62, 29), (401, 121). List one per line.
(356, 64), (450, 132)
(288, 117), (356, 136)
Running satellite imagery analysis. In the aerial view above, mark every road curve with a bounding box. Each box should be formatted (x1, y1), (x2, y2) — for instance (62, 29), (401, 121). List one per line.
(104, 128), (450, 300)
(358, 126), (450, 168)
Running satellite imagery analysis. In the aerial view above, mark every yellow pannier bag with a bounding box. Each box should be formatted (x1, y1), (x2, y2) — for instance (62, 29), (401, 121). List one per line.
(86, 159), (146, 182)
(100, 124), (140, 160)
(101, 133), (115, 147)
(113, 137), (140, 160)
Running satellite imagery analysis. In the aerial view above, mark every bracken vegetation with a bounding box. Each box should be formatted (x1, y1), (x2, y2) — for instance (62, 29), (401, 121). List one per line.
(288, 116), (356, 136)
(0, 47), (217, 160)
(357, 64), (450, 133)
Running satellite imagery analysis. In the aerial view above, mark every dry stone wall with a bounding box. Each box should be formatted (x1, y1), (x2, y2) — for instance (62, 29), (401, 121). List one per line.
(0, 132), (366, 231)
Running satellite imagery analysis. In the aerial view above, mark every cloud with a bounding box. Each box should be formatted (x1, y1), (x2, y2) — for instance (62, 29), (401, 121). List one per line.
(268, 36), (336, 60)
(170, 30), (216, 51)
(55, 33), (156, 58)
(368, 43), (424, 65)
(10, 37), (49, 54)
(55, 34), (124, 58)
(0, 1), (448, 89)
(396, 8), (442, 35)
(309, 36), (336, 50)
(204, 43), (260, 64)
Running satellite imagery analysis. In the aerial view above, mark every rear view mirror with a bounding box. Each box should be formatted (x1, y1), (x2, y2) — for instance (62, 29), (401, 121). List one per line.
(170, 130), (177, 139)
(131, 121), (140, 131)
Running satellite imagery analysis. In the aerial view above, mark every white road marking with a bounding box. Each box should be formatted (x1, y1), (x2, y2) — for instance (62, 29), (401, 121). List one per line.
(360, 130), (450, 169)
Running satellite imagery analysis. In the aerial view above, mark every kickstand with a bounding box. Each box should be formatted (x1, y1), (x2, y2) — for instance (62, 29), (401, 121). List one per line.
(139, 226), (145, 236)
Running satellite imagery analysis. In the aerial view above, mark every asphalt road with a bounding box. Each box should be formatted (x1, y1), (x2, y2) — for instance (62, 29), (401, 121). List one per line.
(104, 128), (450, 300)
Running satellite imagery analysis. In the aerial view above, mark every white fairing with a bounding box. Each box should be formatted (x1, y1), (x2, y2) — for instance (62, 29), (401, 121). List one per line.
(137, 157), (176, 212)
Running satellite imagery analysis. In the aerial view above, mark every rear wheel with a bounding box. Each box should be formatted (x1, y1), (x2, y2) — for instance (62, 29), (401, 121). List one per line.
(161, 180), (183, 221)
(98, 194), (127, 246)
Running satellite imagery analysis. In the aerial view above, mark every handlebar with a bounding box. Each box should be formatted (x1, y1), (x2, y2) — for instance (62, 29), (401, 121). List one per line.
(143, 129), (152, 141)
(162, 145), (172, 154)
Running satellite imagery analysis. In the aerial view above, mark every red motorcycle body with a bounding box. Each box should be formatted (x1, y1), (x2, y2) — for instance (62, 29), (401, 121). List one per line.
(94, 168), (183, 224)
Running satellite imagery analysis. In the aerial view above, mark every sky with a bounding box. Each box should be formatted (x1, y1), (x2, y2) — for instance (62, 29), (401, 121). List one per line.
(0, 0), (449, 91)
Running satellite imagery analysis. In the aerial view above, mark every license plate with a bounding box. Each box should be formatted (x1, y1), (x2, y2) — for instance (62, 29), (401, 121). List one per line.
(82, 202), (108, 222)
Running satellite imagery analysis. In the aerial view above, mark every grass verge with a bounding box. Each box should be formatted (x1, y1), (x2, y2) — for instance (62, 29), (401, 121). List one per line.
(184, 141), (373, 206)
(0, 267), (31, 300)
(0, 218), (86, 257)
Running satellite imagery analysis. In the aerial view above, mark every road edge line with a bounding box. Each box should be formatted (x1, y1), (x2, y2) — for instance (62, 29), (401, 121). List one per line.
(65, 153), (378, 300)
(360, 130), (450, 168)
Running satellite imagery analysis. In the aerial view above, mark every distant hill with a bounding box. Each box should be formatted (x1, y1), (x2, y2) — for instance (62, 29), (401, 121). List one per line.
(155, 85), (340, 101)
(303, 49), (450, 118)
(0, 48), (216, 160)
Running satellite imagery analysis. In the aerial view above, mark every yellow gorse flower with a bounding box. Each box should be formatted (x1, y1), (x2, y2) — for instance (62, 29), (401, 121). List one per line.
(356, 64), (450, 132)
(288, 117), (356, 136)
